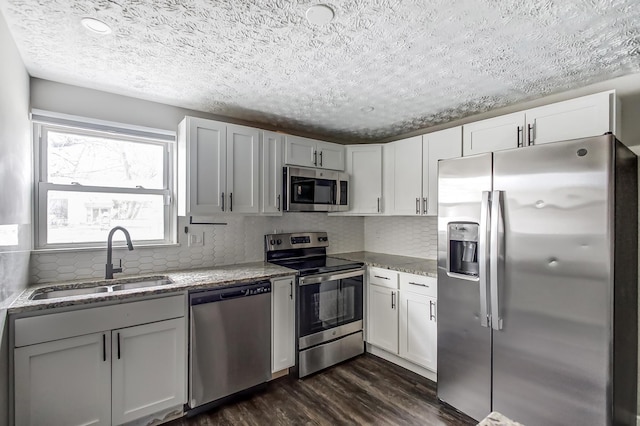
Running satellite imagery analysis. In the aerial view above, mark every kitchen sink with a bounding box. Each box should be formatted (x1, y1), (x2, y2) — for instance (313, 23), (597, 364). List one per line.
(30, 286), (111, 300)
(29, 277), (174, 300)
(110, 278), (173, 291)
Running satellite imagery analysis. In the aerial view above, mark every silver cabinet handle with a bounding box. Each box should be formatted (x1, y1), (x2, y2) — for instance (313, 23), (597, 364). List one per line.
(277, 194), (281, 211)
(490, 190), (504, 331)
(391, 291), (396, 309)
(423, 197), (428, 215)
(429, 300), (436, 321)
(479, 191), (491, 328)
(289, 281), (293, 300)
(319, 151), (323, 167)
(374, 275), (390, 280)
(230, 192), (233, 212)
(313, 150), (317, 166)
(377, 197), (380, 213)
(221, 192), (225, 212)
(416, 198), (420, 214)
(408, 281), (429, 288)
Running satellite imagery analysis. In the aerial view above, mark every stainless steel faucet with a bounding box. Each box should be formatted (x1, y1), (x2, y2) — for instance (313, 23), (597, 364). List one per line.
(105, 226), (134, 279)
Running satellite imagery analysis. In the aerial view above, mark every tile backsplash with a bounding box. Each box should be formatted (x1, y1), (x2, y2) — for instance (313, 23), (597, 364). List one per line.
(364, 216), (437, 259)
(29, 214), (365, 284)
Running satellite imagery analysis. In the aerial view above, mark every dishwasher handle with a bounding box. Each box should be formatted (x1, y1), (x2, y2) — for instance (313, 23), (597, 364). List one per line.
(190, 281), (271, 305)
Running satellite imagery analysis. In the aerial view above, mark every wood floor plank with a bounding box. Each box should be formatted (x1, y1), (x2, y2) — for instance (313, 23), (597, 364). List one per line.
(170, 354), (476, 426)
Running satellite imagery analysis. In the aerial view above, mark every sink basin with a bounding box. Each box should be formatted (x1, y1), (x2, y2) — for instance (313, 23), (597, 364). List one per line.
(29, 277), (174, 300)
(30, 286), (110, 300)
(110, 279), (173, 291)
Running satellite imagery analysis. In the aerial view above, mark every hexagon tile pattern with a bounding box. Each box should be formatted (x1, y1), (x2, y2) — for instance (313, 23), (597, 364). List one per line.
(364, 216), (437, 260)
(29, 214), (366, 284)
(2, 0), (640, 142)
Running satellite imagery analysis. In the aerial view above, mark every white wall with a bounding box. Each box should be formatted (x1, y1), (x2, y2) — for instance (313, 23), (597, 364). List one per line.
(0, 11), (31, 426)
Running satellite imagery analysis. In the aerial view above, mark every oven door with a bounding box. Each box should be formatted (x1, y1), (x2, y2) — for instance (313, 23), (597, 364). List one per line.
(298, 269), (364, 350)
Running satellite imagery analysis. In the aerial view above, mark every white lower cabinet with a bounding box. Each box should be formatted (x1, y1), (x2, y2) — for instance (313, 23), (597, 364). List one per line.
(367, 268), (437, 373)
(111, 318), (186, 425)
(14, 332), (112, 426)
(13, 295), (186, 426)
(367, 284), (399, 353)
(271, 276), (295, 372)
(399, 291), (437, 371)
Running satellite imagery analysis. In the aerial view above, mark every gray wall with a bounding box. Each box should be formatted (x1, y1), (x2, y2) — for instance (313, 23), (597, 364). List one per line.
(0, 12), (31, 426)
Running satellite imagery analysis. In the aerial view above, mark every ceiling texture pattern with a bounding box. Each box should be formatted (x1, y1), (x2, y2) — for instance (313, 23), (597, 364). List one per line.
(2, 0), (640, 142)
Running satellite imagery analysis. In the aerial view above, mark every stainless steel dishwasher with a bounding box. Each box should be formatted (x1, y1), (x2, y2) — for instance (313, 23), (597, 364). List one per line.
(188, 281), (271, 411)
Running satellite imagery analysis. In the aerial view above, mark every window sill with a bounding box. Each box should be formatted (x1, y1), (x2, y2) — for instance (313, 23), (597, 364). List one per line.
(31, 243), (181, 255)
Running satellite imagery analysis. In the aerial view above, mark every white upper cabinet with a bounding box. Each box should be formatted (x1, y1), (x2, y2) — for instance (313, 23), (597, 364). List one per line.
(525, 91), (617, 145)
(178, 117), (259, 215)
(284, 135), (345, 170)
(463, 111), (526, 156)
(261, 131), (284, 215)
(178, 117), (226, 215)
(345, 144), (383, 214)
(384, 128), (461, 216)
(385, 136), (423, 216)
(463, 90), (618, 156)
(226, 124), (260, 214)
(423, 127), (462, 216)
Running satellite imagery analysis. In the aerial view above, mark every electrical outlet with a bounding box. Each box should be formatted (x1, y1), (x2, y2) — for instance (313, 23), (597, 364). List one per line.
(188, 232), (204, 247)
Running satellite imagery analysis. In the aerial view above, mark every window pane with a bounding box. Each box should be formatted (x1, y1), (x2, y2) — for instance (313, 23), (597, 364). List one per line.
(47, 191), (165, 244)
(47, 131), (165, 189)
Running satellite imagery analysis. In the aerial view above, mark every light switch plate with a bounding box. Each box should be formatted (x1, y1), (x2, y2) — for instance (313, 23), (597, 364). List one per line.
(188, 232), (204, 247)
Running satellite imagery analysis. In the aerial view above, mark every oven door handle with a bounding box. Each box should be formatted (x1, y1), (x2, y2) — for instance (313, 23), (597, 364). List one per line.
(299, 268), (364, 286)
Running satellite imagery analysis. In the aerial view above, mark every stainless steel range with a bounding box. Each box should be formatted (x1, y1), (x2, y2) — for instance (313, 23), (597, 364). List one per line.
(265, 232), (364, 377)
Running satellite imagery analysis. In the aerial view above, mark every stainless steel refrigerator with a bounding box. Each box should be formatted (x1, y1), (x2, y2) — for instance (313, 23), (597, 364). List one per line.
(437, 134), (638, 425)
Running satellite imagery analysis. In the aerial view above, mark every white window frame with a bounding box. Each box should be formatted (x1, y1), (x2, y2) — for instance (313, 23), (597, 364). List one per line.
(33, 111), (177, 250)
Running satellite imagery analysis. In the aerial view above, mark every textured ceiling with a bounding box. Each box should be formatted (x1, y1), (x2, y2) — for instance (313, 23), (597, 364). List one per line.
(2, 0), (640, 142)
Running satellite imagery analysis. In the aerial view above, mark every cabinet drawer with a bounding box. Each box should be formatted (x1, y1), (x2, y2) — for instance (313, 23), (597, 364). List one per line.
(368, 267), (399, 289)
(399, 273), (436, 297)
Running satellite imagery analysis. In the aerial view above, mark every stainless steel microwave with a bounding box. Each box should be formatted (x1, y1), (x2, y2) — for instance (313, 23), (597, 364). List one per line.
(283, 166), (349, 212)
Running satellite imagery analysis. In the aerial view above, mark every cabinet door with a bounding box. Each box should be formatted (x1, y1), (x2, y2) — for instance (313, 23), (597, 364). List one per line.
(272, 276), (295, 372)
(346, 145), (382, 214)
(463, 112), (525, 156)
(261, 131), (284, 214)
(226, 124), (260, 214)
(526, 91), (614, 146)
(367, 284), (399, 353)
(187, 117), (227, 214)
(389, 136), (423, 215)
(317, 141), (345, 170)
(284, 135), (317, 168)
(111, 318), (186, 425)
(423, 127), (462, 216)
(14, 332), (111, 426)
(399, 291), (437, 371)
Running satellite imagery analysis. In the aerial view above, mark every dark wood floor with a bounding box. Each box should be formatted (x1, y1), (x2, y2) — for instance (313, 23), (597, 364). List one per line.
(170, 354), (476, 426)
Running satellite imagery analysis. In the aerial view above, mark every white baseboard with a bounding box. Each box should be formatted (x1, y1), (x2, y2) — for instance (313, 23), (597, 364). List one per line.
(366, 343), (437, 382)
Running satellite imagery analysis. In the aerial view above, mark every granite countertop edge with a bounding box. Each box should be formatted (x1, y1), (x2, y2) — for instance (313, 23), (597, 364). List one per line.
(9, 261), (297, 315)
(331, 251), (437, 277)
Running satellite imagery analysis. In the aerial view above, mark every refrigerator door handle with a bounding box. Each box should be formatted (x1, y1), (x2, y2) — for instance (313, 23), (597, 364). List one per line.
(490, 190), (504, 331)
(479, 190), (491, 328)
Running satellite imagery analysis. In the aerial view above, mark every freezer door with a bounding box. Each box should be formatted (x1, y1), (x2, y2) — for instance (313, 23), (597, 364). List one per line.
(491, 136), (613, 425)
(437, 153), (492, 421)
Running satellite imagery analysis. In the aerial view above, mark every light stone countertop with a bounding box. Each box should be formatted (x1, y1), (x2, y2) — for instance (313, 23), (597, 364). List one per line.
(332, 251), (437, 277)
(477, 412), (525, 426)
(9, 262), (296, 315)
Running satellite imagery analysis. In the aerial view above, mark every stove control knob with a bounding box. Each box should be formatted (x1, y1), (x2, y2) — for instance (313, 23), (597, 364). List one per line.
(277, 239), (282, 245)
(270, 239), (276, 245)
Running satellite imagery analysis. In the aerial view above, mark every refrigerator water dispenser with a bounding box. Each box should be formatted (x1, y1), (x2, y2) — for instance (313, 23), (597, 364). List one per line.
(448, 223), (479, 278)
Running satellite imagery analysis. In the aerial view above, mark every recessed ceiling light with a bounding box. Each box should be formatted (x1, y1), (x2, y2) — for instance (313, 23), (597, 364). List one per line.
(361, 106), (375, 113)
(306, 4), (335, 26)
(81, 18), (112, 34)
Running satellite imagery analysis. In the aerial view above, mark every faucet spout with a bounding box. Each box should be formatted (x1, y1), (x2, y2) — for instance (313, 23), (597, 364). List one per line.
(105, 226), (134, 279)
